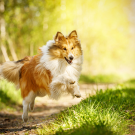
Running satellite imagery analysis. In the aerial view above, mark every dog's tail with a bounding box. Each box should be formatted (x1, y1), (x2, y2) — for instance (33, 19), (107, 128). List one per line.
(0, 56), (32, 85)
(0, 61), (23, 85)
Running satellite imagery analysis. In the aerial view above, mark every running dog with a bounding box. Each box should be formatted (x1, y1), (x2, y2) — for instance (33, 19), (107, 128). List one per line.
(0, 30), (83, 122)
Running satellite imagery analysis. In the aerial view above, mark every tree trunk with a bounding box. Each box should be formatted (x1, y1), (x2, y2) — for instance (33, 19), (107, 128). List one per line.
(7, 35), (18, 61)
(0, 0), (10, 61)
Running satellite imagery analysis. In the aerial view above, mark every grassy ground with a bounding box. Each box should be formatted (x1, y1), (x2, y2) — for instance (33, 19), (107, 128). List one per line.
(37, 81), (135, 135)
(79, 74), (122, 84)
(1, 77), (135, 134)
(0, 79), (22, 111)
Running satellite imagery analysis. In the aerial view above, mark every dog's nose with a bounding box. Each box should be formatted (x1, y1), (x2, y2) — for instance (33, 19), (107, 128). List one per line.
(74, 94), (81, 98)
(69, 56), (74, 60)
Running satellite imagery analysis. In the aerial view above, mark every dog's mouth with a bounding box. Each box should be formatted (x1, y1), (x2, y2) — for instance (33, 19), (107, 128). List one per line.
(64, 57), (72, 64)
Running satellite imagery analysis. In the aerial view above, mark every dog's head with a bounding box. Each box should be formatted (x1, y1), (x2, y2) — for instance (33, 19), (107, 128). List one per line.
(48, 30), (82, 64)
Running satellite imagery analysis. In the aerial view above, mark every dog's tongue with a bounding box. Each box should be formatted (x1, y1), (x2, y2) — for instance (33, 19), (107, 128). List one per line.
(69, 60), (72, 64)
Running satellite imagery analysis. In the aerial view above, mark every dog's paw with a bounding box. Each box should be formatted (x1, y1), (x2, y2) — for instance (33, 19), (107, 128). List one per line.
(66, 78), (75, 85)
(69, 80), (75, 84)
(22, 114), (28, 122)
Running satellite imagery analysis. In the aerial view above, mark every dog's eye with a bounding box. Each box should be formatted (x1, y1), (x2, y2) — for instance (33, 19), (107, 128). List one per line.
(71, 47), (74, 50)
(63, 48), (67, 50)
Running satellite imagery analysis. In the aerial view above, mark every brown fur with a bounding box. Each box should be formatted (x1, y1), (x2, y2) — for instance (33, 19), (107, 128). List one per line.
(49, 31), (82, 59)
(0, 54), (52, 98)
(16, 56), (33, 64)
(20, 54), (52, 98)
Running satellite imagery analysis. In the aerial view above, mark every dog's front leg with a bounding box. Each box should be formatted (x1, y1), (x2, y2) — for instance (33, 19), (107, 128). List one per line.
(67, 82), (81, 98)
(55, 74), (75, 85)
(56, 75), (81, 98)
(50, 75), (77, 99)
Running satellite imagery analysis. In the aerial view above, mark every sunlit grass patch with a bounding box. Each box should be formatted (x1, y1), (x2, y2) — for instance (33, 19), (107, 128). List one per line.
(79, 74), (121, 84)
(0, 79), (22, 111)
(37, 84), (135, 135)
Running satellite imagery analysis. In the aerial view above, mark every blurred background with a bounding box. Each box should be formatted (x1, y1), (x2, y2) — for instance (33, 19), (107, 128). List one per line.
(0, 0), (135, 83)
(1, 1), (135, 132)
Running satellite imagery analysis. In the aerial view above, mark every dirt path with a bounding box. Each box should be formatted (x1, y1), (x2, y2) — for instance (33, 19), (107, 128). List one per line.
(0, 84), (115, 135)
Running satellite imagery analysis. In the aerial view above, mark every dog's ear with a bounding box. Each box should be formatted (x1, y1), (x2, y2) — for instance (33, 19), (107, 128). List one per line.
(54, 32), (65, 42)
(68, 30), (78, 39)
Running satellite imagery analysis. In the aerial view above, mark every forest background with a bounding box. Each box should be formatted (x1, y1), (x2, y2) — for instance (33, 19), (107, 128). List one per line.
(0, 0), (135, 82)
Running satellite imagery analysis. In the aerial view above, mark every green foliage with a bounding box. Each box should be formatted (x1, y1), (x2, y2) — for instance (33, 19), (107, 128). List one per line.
(126, 79), (135, 84)
(1, 0), (135, 79)
(0, 79), (22, 110)
(37, 84), (135, 135)
(79, 74), (121, 83)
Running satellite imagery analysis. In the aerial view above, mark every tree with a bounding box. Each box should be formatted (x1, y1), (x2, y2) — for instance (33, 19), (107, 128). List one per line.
(0, 0), (9, 61)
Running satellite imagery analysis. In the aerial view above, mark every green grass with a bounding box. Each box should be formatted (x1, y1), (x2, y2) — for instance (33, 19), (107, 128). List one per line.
(37, 84), (135, 135)
(1, 76), (135, 134)
(79, 74), (121, 84)
(0, 79), (22, 111)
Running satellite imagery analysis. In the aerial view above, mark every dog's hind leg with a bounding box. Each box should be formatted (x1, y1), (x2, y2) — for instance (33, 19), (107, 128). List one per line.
(22, 91), (36, 122)
(29, 98), (35, 111)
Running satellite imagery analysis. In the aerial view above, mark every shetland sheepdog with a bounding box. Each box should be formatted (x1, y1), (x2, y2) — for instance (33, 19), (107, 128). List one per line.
(0, 30), (83, 122)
